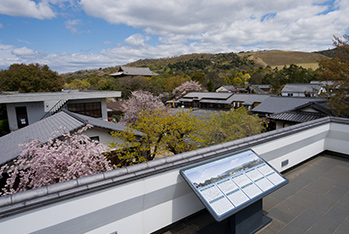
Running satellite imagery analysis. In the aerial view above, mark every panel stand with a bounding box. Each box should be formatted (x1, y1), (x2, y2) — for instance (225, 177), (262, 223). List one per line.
(199, 199), (271, 234)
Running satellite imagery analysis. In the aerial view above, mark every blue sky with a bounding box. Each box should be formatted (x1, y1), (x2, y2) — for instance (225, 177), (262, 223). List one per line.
(0, 0), (348, 73)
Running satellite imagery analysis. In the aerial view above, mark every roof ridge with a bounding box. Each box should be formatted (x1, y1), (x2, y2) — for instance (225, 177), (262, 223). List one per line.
(61, 109), (88, 125)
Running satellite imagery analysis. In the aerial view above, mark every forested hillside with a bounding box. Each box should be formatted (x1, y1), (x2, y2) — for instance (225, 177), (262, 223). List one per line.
(57, 50), (328, 98)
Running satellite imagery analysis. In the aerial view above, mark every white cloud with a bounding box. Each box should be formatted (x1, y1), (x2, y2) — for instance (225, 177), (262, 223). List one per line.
(65, 19), (82, 34)
(0, 23), (3, 28)
(80, 0), (349, 51)
(124, 34), (150, 47)
(11, 47), (36, 57)
(1, 0), (348, 73)
(17, 39), (31, 44)
(0, 0), (56, 19)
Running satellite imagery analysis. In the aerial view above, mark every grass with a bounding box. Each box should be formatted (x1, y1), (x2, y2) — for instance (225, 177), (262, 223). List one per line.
(241, 50), (328, 69)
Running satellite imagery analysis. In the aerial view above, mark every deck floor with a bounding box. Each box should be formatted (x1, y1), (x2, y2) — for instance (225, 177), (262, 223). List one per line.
(155, 153), (349, 234)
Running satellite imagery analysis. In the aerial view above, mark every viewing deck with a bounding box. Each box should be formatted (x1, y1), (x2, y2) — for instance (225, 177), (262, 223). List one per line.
(154, 152), (349, 234)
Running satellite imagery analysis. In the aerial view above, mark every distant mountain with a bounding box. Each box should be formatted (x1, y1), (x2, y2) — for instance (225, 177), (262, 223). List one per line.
(60, 50), (331, 79)
(314, 48), (337, 58)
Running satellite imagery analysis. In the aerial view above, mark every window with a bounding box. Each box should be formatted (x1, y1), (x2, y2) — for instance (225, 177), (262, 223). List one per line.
(67, 102), (102, 118)
(90, 136), (100, 142)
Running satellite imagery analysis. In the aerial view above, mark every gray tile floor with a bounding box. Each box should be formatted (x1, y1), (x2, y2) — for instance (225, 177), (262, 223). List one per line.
(154, 153), (349, 234)
(258, 153), (349, 234)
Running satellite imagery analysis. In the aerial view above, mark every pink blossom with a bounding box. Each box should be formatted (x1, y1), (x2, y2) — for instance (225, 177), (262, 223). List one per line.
(172, 80), (207, 99)
(0, 125), (113, 196)
(120, 90), (165, 125)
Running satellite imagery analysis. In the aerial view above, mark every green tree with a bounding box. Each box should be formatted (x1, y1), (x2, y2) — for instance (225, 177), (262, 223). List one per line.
(65, 79), (91, 90)
(318, 35), (349, 116)
(198, 108), (264, 147)
(109, 109), (203, 167)
(191, 72), (206, 85)
(164, 75), (189, 93)
(207, 79), (214, 92)
(0, 63), (63, 93)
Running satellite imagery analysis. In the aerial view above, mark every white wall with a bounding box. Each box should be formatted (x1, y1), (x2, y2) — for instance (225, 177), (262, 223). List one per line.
(83, 128), (114, 146)
(6, 102), (45, 131)
(0, 119), (348, 234)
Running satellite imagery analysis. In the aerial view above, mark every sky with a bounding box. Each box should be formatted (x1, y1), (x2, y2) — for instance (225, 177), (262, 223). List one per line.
(0, 0), (348, 74)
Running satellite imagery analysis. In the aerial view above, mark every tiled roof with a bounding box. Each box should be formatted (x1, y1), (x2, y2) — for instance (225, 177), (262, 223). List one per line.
(110, 66), (158, 76)
(268, 111), (327, 123)
(180, 92), (233, 100)
(0, 110), (139, 165)
(220, 85), (236, 91)
(231, 94), (270, 105)
(281, 83), (321, 93)
(252, 96), (327, 114)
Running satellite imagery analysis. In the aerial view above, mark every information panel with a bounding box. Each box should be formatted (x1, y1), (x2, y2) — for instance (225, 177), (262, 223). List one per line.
(180, 149), (288, 221)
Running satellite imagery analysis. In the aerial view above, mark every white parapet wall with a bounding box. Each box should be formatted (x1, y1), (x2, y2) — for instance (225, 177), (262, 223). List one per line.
(0, 117), (348, 234)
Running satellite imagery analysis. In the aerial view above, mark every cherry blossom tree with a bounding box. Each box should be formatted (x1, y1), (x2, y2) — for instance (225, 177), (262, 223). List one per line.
(0, 125), (113, 196)
(120, 90), (165, 125)
(172, 80), (207, 99)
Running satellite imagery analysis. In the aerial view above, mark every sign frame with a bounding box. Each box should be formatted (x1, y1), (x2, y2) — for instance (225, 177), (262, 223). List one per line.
(180, 149), (288, 222)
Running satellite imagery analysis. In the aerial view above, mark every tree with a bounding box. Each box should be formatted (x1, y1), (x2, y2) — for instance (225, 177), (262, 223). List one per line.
(0, 125), (113, 196)
(164, 75), (189, 93)
(206, 72), (224, 90)
(0, 63), (63, 93)
(120, 90), (165, 125)
(172, 80), (207, 99)
(191, 72), (206, 85)
(65, 79), (91, 90)
(198, 108), (264, 147)
(109, 76), (156, 98)
(109, 109), (203, 167)
(318, 35), (349, 116)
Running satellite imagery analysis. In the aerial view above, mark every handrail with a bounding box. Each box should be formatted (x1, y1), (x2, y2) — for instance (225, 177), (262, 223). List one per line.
(40, 99), (68, 119)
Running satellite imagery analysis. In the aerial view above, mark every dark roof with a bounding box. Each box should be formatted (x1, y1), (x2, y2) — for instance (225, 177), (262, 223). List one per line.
(252, 96), (327, 114)
(231, 94), (270, 105)
(178, 92), (234, 104)
(268, 111), (327, 123)
(216, 85), (236, 91)
(180, 92), (233, 100)
(248, 85), (270, 94)
(281, 83), (321, 94)
(110, 66), (158, 77)
(0, 110), (140, 165)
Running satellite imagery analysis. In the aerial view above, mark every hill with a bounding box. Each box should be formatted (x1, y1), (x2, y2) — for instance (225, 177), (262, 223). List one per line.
(239, 50), (329, 70)
(60, 50), (330, 80)
(125, 52), (257, 75)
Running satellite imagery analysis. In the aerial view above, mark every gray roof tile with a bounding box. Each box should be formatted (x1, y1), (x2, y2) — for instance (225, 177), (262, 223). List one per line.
(252, 96), (327, 114)
(281, 83), (321, 93)
(269, 111), (327, 123)
(77, 173), (105, 186)
(0, 110), (139, 165)
(110, 66), (158, 76)
(103, 167), (128, 179)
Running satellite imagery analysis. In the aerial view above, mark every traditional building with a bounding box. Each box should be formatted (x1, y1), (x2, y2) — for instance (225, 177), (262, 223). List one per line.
(0, 109), (142, 166)
(280, 83), (321, 97)
(110, 66), (158, 78)
(252, 96), (332, 130)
